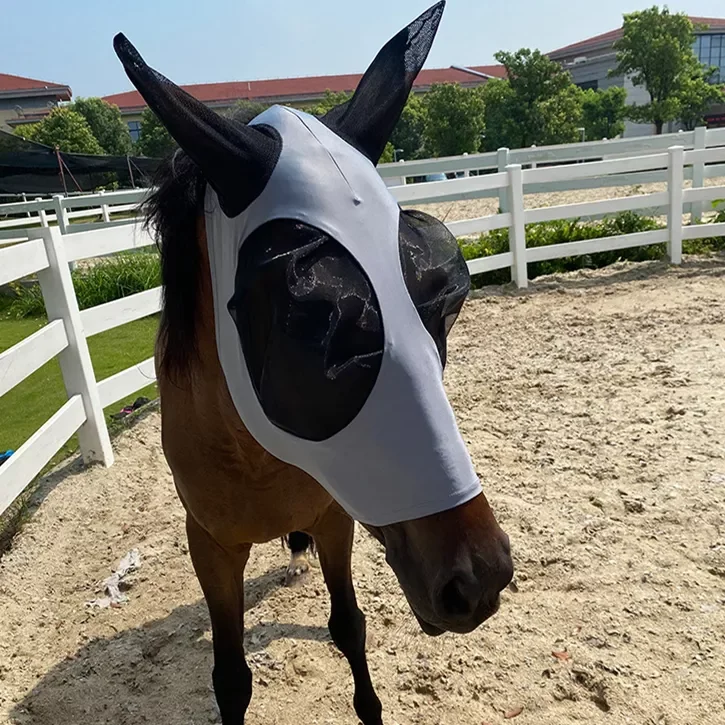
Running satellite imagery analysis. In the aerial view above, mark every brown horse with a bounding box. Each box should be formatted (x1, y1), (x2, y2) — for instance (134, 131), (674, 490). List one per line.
(116, 3), (512, 723)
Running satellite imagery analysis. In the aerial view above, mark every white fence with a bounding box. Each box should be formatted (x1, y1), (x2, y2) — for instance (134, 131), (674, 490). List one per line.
(379, 125), (725, 220)
(0, 223), (158, 517)
(1, 141), (725, 518)
(427, 144), (725, 287)
(0, 189), (148, 244)
(3, 126), (725, 245)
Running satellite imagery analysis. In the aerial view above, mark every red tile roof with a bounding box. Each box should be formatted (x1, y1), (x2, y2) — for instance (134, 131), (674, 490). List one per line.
(549, 16), (725, 58)
(0, 72), (71, 96)
(102, 65), (506, 112)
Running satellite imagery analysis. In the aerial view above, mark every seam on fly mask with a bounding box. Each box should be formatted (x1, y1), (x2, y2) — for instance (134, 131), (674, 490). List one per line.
(280, 107), (363, 205)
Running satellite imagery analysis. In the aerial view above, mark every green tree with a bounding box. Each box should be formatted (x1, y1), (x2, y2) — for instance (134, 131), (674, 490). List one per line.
(71, 97), (132, 155)
(581, 86), (628, 139)
(13, 107), (103, 154)
(423, 83), (485, 157)
(378, 142), (396, 163)
(134, 107), (176, 158)
(227, 100), (269, 122)
(390, 94), (428, 160)
(307, 90), (352, 117)
(482, 49), (583, 150)
(612, 7), (723, 134)
(676, 74), (725, 130)
(539, 84), (585, 145)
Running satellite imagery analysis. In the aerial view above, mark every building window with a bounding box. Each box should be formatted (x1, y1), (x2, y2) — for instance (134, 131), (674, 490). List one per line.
(694, 33), (725, 83)
(127, 121), (142, 143)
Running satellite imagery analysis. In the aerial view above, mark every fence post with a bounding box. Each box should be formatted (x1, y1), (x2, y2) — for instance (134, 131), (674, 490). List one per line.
(690, 126), (706, 223)
(397, 159), (407, 186)
(52, 193), (70, 234)
(497, 147), (510, 213)
(507, 164), (528, 288)
(99, 189), (111, 223)
(462, 152), (470, 178)
(667, 145), (684, 265)
(35, 198), (49, 227)
(52, 194), (76, 270)
(530, 145), (537, 170)
(33, 227), (114, 467)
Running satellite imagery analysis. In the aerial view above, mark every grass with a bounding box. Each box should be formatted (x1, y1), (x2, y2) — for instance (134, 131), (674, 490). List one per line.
(0, 303), (158, 460)
(8, 251), (161, 318)
(0, 296), (158, 552)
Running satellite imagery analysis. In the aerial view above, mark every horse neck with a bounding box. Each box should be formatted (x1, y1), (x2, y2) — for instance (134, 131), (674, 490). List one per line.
(158, 215), (268, 466)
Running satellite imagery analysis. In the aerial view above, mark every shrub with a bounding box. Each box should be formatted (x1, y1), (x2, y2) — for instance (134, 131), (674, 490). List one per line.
(459, 211), (725, 287)
(9, 251), (161, 318)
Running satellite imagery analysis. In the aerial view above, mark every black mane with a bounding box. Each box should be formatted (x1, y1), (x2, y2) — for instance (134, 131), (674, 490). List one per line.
(143, 107), (260, 384)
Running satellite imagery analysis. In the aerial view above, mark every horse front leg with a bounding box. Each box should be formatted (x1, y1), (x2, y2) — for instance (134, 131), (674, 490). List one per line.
(186, 513), (252, 724)
(313, 507), (383, 725)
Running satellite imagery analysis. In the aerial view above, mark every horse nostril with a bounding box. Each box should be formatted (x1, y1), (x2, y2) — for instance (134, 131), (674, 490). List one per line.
(439, 574), (476, 618)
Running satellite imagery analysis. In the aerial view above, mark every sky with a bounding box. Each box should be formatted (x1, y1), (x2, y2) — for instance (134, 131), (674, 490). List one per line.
(1, 0), (724, 98)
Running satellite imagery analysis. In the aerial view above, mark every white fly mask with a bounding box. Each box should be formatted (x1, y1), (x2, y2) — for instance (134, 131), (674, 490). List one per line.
(114, 0), (483, 525)
(206, 105), (481, 525)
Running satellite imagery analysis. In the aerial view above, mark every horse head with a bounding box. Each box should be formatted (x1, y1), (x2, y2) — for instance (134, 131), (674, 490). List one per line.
(115, 1), (512, 636)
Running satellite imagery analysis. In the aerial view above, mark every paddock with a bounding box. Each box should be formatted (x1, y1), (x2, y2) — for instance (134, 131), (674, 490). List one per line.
(1, 256), (723, 725)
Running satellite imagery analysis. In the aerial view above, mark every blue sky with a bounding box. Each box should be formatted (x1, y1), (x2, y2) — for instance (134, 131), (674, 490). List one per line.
(1, 0), (724, 98)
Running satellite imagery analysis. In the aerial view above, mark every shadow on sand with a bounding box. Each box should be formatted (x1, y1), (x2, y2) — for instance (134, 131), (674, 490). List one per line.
(10, 566), (330, 725)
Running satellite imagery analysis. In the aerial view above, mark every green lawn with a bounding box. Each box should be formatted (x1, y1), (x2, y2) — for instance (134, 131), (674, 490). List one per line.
(0, 302), (158, 463)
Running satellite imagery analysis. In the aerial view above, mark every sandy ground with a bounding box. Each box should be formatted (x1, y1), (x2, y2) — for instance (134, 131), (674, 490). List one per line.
(1, 256), (725, 725)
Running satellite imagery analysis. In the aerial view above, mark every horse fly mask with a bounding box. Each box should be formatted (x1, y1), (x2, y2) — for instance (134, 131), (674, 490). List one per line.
(114, 1), (483, 526)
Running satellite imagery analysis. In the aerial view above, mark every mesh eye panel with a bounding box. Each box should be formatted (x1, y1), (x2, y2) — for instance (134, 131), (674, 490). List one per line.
(228, 210), (469, 442)
(228, 220), (384, 442)
(398, 209), (471, 368)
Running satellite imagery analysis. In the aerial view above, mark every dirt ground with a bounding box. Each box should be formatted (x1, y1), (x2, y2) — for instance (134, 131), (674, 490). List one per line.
(1, 256), (724, 725)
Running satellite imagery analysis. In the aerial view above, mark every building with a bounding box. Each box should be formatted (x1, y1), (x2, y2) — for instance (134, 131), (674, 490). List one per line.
(548, 17), (725, 137)
(101, 65), (506, 142)
(0, 73), (72, 131)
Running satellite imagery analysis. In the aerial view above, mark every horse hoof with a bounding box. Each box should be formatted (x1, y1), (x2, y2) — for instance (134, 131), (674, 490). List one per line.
(284, 556), (310, 587)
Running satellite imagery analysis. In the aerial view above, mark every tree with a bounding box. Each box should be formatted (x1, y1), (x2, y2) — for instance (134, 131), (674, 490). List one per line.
(482, 49), (583, 150)
(581, 86), (628, 139)
(390, 94), (428, 160)
(307, 90), (352, 117)
(71, 97), (132, 155)
(134, 107), (176, 158)
(13, 107), (103, 154)
(677, 74), (725, 130)
(227, 100), (269, 122)
(612, 7), (723, 134)
(538, 84), (585, 145)
(423, 83), (485, 157)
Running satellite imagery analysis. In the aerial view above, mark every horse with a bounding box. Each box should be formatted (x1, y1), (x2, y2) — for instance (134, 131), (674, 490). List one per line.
(114, 3), (513, 723)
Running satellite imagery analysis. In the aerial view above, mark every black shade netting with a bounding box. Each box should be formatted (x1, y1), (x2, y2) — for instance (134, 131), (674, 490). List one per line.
(228, 208), (470, 442)
(0, 130), (160, 195)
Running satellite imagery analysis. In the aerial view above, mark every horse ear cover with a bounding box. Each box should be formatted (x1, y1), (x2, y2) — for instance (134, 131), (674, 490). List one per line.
(322, 1), (445, 164)
(113, 33), (281, 217)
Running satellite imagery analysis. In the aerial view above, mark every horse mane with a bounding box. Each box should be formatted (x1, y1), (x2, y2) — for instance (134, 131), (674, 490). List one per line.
(142, 106), (263, 385)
